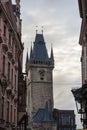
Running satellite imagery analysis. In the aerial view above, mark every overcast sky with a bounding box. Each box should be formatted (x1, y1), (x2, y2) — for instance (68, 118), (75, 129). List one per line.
(13, 0), (82, 128)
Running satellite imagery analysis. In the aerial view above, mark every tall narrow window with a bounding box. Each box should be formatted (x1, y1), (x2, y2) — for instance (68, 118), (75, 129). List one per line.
(15, 75), (16, 90)
(11, 68), (13, 87)
(12, 40), (14, 55)
(7, 101), (9, 122)
(14, 109), (16, 123)
(10, 105), (12, 123)
(8, 62), (10, 81)
(2, 97), (4, 119)
(3, 25), (6, 37)
(8, 33), (11, 46)
(2, 55), (5, 76)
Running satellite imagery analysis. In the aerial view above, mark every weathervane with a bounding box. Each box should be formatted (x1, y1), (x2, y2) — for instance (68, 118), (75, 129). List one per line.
(36, 26), (38, 34)
(41, 26), (43, 34)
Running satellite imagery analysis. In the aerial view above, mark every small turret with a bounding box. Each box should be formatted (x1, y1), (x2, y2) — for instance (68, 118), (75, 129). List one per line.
(50, 45), (54, 61)
(30, 45), (33, 59)
(15, 0), (20, 17)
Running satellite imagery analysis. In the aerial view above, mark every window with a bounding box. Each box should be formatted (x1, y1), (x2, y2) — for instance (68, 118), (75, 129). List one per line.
(61, 115), (70, 125)
(3, 25), (6, 37)
(2, 55), (5, 76)
(7, 101), (9, 122)
(10, 105), (12, 123)
(15, 75), (16, 89)
(8, 62), (10, 81)
(1, 97), (4, 119)
(11, 68), (13, 87)
(12, 39), (14, 54)
(8, 33), (11, 46)
(14, 109), (16, 123)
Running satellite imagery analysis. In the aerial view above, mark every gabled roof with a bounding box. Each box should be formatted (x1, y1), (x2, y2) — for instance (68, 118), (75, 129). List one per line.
(32, 102), (55, 123)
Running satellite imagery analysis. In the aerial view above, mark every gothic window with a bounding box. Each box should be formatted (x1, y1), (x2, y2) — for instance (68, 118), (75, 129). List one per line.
(14, 109), (16, 123)
(15, 75), (16, 90)
(7, 101), (9, 122)
(2, 55), (5, 76)
(1, 97), (4, 119)
(8, 33), (11, 46)
(11, 68), (13, 87)
(10, 105), (12, 123)
(8, 62), (10, 81)
(3, 25), (6, 37)
(12, 39), (14, 54)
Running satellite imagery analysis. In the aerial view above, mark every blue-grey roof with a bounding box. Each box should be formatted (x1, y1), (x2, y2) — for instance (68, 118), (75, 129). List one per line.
(31, 34), (49, 61)
(32, 102), (55, 123)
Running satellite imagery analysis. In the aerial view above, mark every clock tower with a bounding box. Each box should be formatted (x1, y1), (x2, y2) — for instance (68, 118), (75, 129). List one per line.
(26, 33), (55, 129)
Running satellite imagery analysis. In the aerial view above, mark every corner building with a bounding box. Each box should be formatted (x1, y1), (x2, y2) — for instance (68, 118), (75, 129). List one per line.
(71, 0), (87, 129)
(26, 33), (56, 130)
(0, 0), (23, 130)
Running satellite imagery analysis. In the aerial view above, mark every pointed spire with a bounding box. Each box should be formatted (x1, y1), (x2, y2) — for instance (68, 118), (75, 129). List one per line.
(30, 43), (33, 59)
(50, 44), (54, 61)
(26, 49), (28, 65)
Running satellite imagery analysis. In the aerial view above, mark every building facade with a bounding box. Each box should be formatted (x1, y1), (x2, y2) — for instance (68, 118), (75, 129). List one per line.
(53, 109), (76, 130)
(71, 0), (87, 129)
(26, 33), (56, 130)
(0, 0), (23, 130)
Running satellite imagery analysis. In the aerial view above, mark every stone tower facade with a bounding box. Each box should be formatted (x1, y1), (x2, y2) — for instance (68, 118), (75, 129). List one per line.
(26, 33), (56, 130)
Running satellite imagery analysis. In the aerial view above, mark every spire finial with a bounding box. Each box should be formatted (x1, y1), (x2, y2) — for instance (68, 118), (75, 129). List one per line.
(36, 26), (38, 34)
(42, 26), (43, 34)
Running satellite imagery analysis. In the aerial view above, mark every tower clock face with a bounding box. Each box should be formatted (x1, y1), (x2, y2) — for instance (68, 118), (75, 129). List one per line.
(39, 69), (45, 80)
